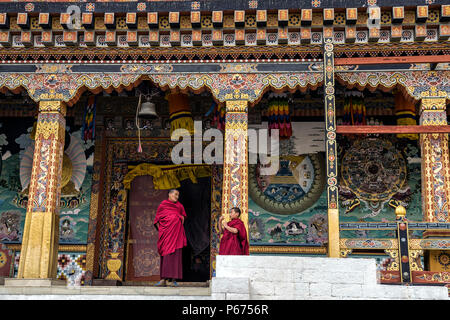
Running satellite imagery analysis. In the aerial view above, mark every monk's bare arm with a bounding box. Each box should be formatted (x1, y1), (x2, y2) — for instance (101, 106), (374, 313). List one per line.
(218, 216), (224, 233)
(224, 224), (238, 234)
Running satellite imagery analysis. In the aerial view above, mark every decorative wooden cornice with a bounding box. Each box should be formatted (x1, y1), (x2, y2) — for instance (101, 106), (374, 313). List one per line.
(0, 5), (447, 49)
(5, 243), (87, 252)
(0, 41), (448, 64)
(0, 1), (448, 11)
(337, 125), (450, 134)
(250, 245), (327, 254)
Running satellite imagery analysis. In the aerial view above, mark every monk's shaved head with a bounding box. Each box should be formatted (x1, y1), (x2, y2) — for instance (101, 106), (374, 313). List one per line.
(168, 189), (179, 203)
(231, 207), (241, 216)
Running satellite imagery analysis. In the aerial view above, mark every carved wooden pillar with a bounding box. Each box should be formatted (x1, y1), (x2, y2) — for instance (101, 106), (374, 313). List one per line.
(323, 36), (340, 258)
(17, 100), (66, 279)
(419, 96), (450, 225)
(221, 100), (249, 234)
(419, 94), (450, 272)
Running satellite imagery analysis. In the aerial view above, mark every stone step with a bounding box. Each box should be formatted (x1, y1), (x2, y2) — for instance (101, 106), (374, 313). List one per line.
(0, 286), (211, 296)
(122, 281), (209, 287)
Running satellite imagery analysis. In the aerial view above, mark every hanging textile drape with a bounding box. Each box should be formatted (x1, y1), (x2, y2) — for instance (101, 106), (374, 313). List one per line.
(167, 92), (195, 136)
(343, 91), (366, 125)
(267, 93), (292, 139)
(395, 91), (418, 140)
(82, 95), (96, 142)
(212, 103), (225, 130)
(123, 163), (211, 190)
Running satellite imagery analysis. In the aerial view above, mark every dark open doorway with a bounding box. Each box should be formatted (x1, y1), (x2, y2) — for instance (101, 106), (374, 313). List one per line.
(178, 176), (211, 282)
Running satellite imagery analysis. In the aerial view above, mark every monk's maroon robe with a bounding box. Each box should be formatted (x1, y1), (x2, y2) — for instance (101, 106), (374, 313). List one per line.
(154, 199), (187, 279)
(219, 218), (249, 255)
(154, 199), (187, 256)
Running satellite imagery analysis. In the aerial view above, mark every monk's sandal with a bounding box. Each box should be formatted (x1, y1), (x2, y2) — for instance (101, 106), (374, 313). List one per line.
(168, 280), (179, 287)
(154, 279), (166, 287)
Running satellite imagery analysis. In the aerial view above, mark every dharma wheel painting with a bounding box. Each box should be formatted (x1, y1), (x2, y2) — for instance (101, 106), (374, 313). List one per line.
(340, 137), (409, 218)
(338, 135), (423, 240)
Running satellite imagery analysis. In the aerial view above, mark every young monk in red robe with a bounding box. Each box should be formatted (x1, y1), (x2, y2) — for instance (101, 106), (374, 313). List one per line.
(154, 189), (187, 287)
(218, 207), (249, 255)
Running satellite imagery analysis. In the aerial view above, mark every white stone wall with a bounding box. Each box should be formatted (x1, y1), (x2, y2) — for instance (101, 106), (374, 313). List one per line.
(212, 255), (449, 300)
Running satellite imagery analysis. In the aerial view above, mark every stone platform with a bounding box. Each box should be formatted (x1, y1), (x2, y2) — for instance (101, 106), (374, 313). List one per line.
(212, 255), (449, 300)
(0, 256), (448, 300)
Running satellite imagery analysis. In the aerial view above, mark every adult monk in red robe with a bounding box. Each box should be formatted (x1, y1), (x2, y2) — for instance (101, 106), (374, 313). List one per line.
(218, 207), (249, 255)
(154, 189), (187, 287)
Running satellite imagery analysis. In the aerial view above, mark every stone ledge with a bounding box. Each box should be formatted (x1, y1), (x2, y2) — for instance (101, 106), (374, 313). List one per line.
(0, 294), (213, 300)
(0, 286), (211, 297)
(4, 279), (66, 287)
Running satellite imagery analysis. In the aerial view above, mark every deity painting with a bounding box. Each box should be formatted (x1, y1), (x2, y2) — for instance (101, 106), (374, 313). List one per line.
(307, 214), (328, 244)
(0, 211), (21, 241)
(268, 225), (283, 241)
(105, 118), (116, 131)
(284, 220), (307, 236)
(124, 118), (134, 131)
(249, 217), (264, 241)
(161, 118), (171, 131)
(60, 216), (75, 240)
(143, 119), (153, 130)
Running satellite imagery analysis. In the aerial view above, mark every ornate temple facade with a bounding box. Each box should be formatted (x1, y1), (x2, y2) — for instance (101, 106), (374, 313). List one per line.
(0, 0), (448, 292)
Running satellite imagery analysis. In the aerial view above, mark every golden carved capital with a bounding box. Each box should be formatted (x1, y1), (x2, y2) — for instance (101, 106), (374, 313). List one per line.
(39, 100), (67, 116)
(225, 100), (248, 113)
(420, 97), (446, 113)
(35, 116), (65, 141)
(420, 86), (447, 98)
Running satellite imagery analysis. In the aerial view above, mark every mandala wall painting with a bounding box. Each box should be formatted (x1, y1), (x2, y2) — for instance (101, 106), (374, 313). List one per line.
(20, 133), (87, 194)
(248, 154), (326, 215)
(340, 137), (409, 219)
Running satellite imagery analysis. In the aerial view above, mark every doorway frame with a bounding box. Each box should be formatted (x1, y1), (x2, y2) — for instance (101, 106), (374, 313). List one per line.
(86, 137), (221, 282)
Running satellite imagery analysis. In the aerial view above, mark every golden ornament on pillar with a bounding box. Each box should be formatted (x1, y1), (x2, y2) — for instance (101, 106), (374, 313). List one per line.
(395, 205), (406, 219)
(106, 252), (122, 280)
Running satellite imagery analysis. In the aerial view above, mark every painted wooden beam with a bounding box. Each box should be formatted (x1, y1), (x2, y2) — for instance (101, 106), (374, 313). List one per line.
(335, 55), (450, 66)
(336, 125), (450, 134)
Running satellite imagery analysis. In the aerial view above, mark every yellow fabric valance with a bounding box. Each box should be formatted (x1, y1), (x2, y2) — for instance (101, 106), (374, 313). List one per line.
(123, 163), (211, 190)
